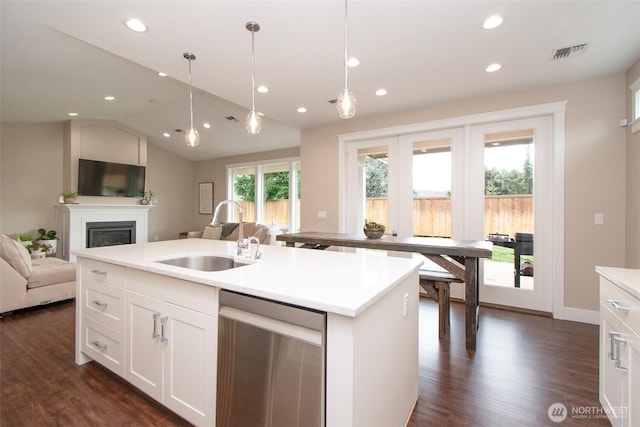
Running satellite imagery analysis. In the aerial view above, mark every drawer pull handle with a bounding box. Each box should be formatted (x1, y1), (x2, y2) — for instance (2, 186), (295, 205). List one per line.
(607, 299), (629, 312)
(91, 269), (107, 276)
(160, 316), (169, 344)
(152, 312), (161, 339)
(613, 336), (627, 371)
(91, 340), (107, 352)
(608, 331), (620, 361)
(91, 300), (108, 310)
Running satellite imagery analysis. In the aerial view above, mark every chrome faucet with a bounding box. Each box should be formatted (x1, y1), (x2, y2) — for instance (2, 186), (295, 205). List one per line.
(211, 200), (248, 256)
(248, 236), (262, 260)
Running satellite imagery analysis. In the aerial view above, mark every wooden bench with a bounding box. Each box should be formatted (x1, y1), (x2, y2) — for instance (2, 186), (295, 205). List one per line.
(419, 269), (463, 339)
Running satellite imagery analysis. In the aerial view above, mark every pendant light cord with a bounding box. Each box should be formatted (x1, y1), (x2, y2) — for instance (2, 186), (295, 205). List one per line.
(343, 0), (349, 89)
(188, 58), (195, 128)
(251, 29), (256, 111)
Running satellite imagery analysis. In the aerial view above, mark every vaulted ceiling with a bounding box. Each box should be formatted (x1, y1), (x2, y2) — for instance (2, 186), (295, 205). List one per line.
(2, 1), (639, 161)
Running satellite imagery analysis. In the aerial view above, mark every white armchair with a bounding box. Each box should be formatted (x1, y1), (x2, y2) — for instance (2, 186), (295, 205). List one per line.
(0, 235), (76, 315)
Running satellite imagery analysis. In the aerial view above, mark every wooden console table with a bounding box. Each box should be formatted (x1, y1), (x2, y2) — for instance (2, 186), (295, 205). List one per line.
(276, 231), (493, 353)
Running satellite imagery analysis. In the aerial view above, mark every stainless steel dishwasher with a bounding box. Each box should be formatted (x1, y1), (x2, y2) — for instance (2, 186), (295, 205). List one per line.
(217, 290), (326, 427)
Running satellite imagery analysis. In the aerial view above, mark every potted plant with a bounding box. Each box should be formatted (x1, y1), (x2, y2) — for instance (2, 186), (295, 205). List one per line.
(363, 219), (386, 239)
(61, 190), (78, 204)
(18, 232), (33, 248)
(35, 228), (57, 256)
(27, 242), (51, 259)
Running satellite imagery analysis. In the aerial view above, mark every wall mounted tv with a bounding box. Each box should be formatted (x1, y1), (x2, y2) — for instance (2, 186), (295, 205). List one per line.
(78, 159), (146, 197)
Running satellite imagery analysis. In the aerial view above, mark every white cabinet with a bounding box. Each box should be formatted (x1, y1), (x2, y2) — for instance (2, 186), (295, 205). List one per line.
(77, 259), (218, 426)
(125, 291), (216, 425)
(599, 275), (640, 426)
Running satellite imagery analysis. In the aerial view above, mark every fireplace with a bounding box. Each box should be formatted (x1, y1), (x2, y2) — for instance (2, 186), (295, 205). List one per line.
(86, 221), (136, 248)
(56, 204), (152, 262)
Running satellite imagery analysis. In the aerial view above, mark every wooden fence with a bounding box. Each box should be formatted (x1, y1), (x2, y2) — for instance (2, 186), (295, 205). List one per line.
(367, 195), (533, 238)
(234, 195), (532, 238)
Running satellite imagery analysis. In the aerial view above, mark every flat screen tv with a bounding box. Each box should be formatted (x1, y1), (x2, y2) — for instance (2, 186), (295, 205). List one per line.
(78, 159), (146, 197)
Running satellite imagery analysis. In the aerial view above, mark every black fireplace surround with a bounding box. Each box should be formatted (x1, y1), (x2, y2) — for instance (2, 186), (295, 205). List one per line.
(86, 221), (136, 248)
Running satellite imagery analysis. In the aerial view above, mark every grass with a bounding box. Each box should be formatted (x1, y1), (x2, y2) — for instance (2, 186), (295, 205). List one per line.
(490, 245), (534, 264)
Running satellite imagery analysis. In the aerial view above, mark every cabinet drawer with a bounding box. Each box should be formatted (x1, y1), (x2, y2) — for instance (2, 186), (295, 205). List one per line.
(600, 277), (640, 335)
(81, 259), (125, 287)
(82, 279), (125, 332)
(81, 316), (124, 377)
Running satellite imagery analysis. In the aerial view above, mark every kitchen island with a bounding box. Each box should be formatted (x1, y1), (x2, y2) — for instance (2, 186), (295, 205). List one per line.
(74, 238), (423, 426)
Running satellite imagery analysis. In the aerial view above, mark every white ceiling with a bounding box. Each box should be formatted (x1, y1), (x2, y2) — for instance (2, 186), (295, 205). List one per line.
(2, 1), (639, 161)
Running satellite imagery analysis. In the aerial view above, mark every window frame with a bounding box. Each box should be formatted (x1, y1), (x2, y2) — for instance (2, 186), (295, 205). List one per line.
(226, 157), (300, 232)
(630, 77), (640, 134)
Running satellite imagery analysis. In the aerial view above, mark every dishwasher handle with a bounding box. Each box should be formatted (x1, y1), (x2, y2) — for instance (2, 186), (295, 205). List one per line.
(219, 305), (323, 346)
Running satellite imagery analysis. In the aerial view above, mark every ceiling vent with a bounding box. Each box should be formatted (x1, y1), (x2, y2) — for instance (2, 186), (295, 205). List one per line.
(551, 43), (588, 60)
(225, 116), (239, 122)
(174, 128), (183, 133)
(328, 99), (338, 104)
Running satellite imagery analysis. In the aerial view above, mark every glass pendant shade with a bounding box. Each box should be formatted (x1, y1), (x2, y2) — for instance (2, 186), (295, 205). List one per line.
(245, 110), (261, 134)
(337, 88), (356, 119)
(337, 0), (356, 119)
(245, 21), (261, 135)
(185, 126), (200, 147)
(183, 52), (199, 147)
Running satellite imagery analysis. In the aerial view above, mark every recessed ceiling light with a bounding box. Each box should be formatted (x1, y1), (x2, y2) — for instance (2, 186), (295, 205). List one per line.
(124, 18), (147, 33)
(203, 122), (211, 129)
(347, 57), (360, 68)
(162, 132), (171, 138)
(483, 15), (504, 30)
(157, 72), (167, 77)
(104, 95), (115, 101)
(375, 88), (387, 96)
(68, 112), (78, 117)
(485, 63), (502, 72)
(297, 107), (307, 113)
(257, 86), (269, 93)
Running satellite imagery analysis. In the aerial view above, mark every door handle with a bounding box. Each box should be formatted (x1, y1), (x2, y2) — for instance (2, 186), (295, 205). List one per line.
(160, 316), (169, 344)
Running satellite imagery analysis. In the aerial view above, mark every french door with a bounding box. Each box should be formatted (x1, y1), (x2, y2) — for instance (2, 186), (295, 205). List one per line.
(341, 114), (556, 313)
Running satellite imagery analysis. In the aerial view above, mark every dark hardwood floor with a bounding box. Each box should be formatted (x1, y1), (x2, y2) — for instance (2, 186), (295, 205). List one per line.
(1, 298), (608, 426)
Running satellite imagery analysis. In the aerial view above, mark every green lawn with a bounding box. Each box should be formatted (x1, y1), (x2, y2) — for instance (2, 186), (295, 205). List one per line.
(490, 245), (534, 264)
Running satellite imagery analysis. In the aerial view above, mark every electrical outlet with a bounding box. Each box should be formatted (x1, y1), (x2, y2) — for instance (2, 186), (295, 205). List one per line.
(317, 210), (327, 219)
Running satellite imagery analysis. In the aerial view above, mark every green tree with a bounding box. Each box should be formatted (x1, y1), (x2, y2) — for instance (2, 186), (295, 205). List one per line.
(365, 156), (388, 197)
(484, 154), (533, 195)
(234, 171), (300, 201)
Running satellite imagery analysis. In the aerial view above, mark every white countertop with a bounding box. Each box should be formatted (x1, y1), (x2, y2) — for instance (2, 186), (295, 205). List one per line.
(73, 239), (423, 317)
(596, 266), (640, 300)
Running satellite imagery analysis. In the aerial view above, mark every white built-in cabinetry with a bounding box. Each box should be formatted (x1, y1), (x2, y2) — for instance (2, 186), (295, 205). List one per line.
(76, 259), (217, 426)
(598, 268), (640, 427)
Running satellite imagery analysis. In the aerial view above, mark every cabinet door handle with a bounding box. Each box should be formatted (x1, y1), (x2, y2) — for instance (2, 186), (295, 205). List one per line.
(152, 312), (161, 339)
(91, 269), (107, 276)
(607, 299), (629, 312)
(91, 340), (107, 351)
(613, 336), (627, 371)
(160, 316), (169, 344)
(609, 331), (620, 361)
(91, 300), (108, 310)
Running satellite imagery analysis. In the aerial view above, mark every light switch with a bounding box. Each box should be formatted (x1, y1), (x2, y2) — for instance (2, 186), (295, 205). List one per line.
(317, 210), (327, 219)
(594, 213), (604, 225)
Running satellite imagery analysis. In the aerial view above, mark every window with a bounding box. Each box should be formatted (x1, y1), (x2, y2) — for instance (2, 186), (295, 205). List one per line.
(227, 158), (300, 232)
(631, 77), (640, 134)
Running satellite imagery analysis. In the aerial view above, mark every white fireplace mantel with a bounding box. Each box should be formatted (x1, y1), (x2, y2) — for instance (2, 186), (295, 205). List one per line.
(56, 204), (153, 262)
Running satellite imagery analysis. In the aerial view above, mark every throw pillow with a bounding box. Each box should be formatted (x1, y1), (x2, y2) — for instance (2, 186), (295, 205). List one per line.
(202, 225), (223, 240)
(0, 235), (33, 278)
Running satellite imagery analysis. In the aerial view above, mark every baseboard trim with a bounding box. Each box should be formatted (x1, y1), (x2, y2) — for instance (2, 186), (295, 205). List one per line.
(562, 306), (600, 325)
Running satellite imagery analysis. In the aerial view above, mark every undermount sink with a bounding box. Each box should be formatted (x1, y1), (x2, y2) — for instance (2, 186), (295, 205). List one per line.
(157, 255), (249, 272)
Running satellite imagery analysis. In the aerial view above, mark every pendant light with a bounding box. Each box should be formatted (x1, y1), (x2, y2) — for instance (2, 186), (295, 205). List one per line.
(337, 0), (356, 119)
(183, 52), (200, 147)
(245, 21), (261, 134)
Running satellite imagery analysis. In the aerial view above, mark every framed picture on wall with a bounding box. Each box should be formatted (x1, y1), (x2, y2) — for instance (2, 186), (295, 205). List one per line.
(199, 182), (214, 214)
